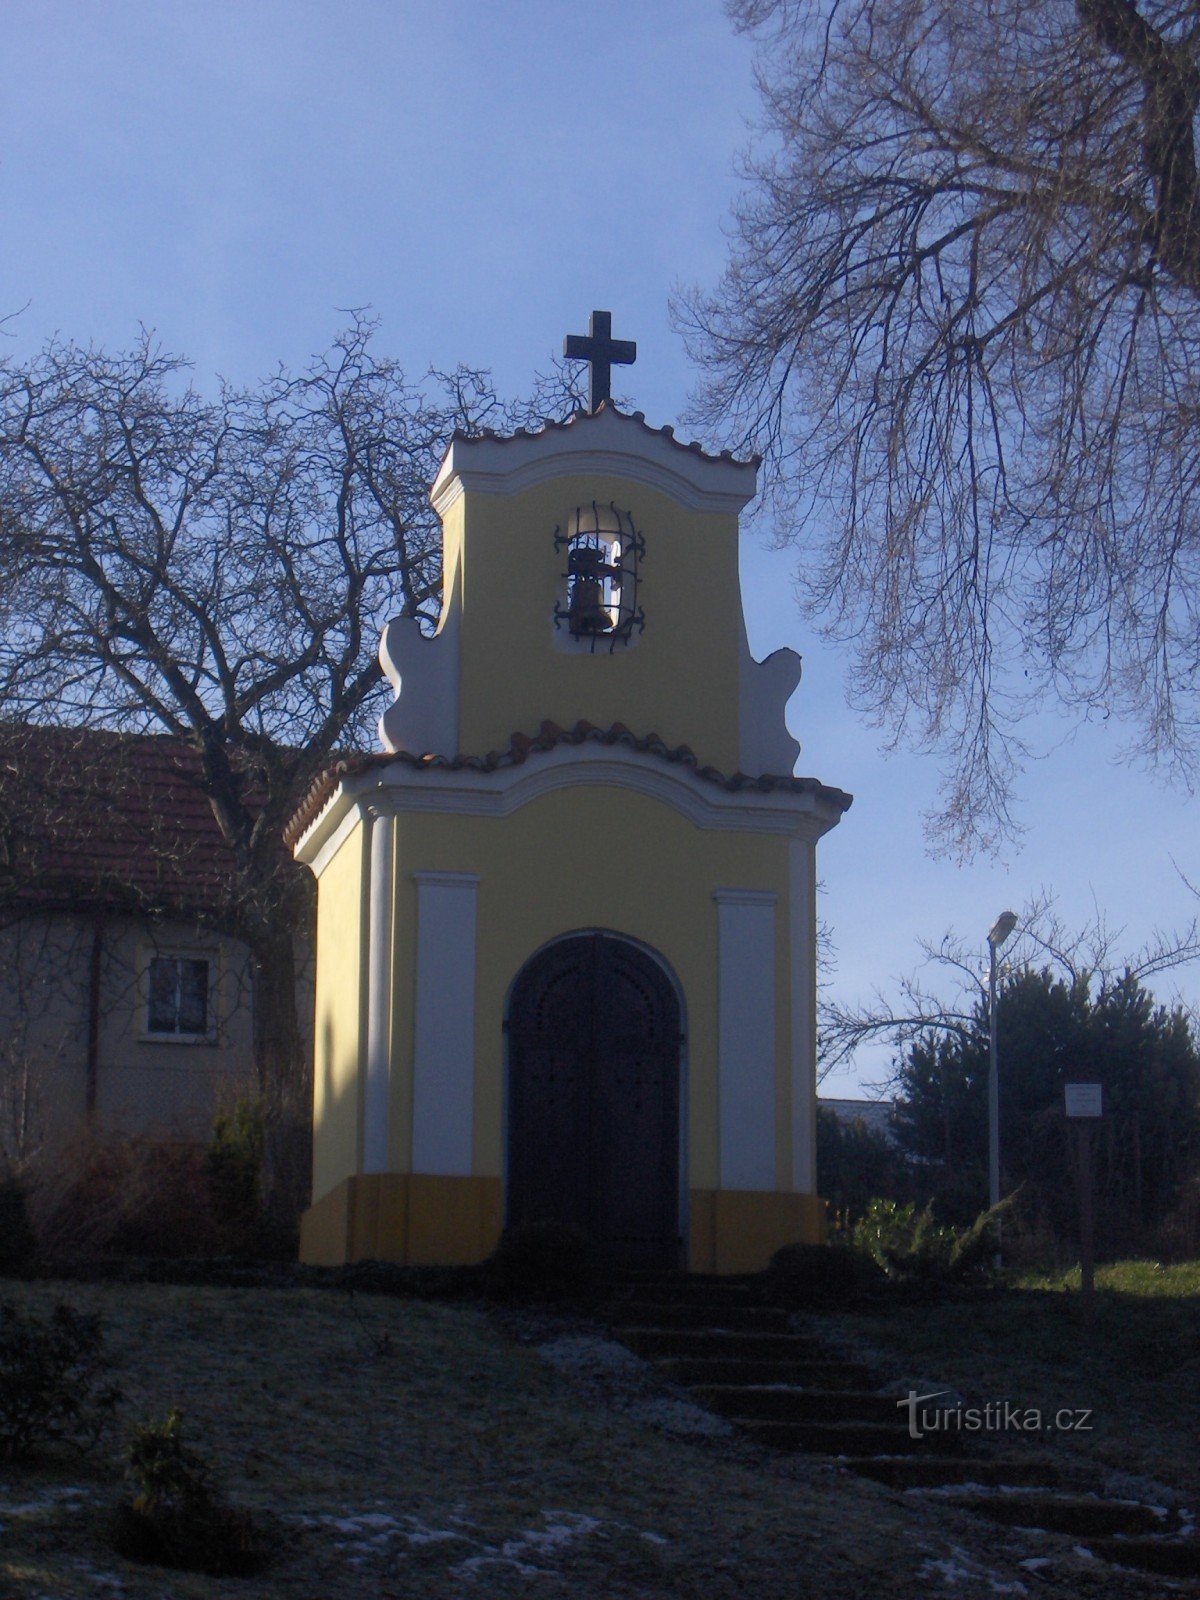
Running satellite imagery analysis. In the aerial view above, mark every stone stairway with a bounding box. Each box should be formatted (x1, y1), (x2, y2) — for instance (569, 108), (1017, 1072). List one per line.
(604, 1276), (1200, 1582)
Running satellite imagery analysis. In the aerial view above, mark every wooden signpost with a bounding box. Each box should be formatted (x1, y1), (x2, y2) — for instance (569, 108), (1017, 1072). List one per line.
(1064, 1081), (1103, 1306)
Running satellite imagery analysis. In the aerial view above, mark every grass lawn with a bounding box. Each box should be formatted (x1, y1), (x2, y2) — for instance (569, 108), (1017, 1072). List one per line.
(0, 1273), (1194, 1598)
(803, 1260), (1200, 1503)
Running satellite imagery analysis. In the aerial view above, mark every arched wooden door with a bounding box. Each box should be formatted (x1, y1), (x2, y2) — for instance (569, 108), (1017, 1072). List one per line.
(506, 933), (682, 1270)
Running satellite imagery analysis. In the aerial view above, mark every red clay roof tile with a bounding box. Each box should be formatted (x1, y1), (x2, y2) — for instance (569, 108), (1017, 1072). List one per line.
(0, 725), (259, 918)
(283, 719), (852, 849)
(440, 401), (762, 468)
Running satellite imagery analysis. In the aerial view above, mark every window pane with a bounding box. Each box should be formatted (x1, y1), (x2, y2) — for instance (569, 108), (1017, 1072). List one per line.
(147, 955), (210, 1035)
(178, 959), (209, 1034)
(147, 957), (178, 1033)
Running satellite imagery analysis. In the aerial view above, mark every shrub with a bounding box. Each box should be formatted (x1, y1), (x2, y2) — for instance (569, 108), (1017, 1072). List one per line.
(0, 1168), (36, 1275)
(486, 1221), (607, 1300)
(207, 1096), (266, 1255)
(766, 1241), (887, 1309)
(112, 1408), (269, 1577)
(25, 1131), (218, 1265)
(0, 1299), (121, 1461)
(849, 1196), (1012, 1289)
(850, 1199), (952, 1273)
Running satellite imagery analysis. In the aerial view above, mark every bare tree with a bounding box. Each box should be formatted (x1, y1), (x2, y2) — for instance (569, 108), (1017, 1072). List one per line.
(680, 0), (1200, 852)
(848, 903), (1200, 1239)
(0, 318), (580, 1126)
(820, 890), (1200, 1074)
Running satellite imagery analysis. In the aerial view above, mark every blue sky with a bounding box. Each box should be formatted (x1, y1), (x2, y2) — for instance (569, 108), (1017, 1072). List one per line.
(3, 1), (1195, 1094)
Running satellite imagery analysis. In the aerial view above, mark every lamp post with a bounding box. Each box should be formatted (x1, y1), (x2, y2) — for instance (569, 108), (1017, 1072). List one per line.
(987, 911), (1019, 1234)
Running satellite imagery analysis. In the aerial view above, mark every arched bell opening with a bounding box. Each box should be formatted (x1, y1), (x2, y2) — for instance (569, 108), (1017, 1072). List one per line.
(503, 930), (684, 1271)
(552, 503), (645, 653)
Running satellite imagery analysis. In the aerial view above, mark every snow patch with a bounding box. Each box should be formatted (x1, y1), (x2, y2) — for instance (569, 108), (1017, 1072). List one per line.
(907, 1482), (991, 1498)
(294, 1503), (667, 1577)
(296, 1506), (472, 1555)
(326, 1512), (402, 1536)
(629, 1397), (733, 1436)
(0, 1487), (90, 1520)
(917, 1544), (1027, 1594)
(405, 1525), (467, 1547)
(453, 1510), (602, 1578)
(1102, 1467), (1187, 1510)
(538, 1335), (645, 1375)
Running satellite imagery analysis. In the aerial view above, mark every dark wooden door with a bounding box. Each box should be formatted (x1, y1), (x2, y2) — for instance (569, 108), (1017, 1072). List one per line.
(506, 934), (682, 1270)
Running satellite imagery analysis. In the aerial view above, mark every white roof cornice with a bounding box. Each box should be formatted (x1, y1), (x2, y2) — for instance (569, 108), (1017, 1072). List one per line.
(430, 406), (758, 517)
(296, 741), (845, 874)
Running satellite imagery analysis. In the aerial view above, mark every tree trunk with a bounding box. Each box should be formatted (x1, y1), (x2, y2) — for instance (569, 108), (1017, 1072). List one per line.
(85, 913), (105, 1119)
(249, 926), (304, 1103)
(244, 916), (313, 1243)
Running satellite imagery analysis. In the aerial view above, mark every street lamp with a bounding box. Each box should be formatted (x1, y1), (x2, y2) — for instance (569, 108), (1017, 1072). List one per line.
(987, 911), (1019, 1230)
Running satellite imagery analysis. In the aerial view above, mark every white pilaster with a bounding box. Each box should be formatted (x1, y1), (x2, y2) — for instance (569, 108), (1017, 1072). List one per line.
(363, 806), (395, 1175)
(789, 839), (818, 1193)
(411, 871), (479, 1175)
(714, 889), (778, 1190)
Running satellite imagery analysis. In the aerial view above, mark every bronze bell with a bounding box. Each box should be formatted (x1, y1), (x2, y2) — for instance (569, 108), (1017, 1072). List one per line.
(568, 544), (613, 634)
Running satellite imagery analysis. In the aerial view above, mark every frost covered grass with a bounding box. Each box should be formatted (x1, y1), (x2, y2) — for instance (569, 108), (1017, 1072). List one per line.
(0, 1278), (1183, 1598)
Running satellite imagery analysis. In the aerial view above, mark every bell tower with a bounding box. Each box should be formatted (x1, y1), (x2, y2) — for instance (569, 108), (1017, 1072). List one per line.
(291, 313), (852, 1274)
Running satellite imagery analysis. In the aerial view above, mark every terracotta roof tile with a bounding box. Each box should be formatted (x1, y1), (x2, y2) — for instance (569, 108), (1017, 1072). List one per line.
(0, 725), (267, 919)
(283, 719), (852, 849)
(442, 402), (761, 469)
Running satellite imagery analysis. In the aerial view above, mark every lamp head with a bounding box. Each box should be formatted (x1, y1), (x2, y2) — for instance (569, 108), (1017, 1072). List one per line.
(988, 911), (1018, 948)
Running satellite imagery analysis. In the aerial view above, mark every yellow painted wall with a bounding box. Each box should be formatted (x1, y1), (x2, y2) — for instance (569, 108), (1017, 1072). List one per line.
(450, 476), (742, 770)
(383, 783), (797, 1198)
(311, 822), (368, 1201)
(436, 492), (465, 644)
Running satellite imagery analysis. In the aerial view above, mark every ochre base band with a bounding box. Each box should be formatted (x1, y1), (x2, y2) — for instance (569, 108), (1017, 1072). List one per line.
(300, 1176), (827, 1273)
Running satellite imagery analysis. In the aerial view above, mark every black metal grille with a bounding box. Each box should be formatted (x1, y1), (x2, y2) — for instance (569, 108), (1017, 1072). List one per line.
(553, 503), (645, 652)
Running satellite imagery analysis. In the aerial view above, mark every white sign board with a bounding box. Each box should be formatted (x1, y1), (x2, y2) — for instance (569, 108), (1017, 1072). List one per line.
(1064, 1082), (1103, 1118)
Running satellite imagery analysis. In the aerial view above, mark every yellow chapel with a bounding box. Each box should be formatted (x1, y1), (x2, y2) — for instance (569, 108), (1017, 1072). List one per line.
(288, 315), (851, 1274)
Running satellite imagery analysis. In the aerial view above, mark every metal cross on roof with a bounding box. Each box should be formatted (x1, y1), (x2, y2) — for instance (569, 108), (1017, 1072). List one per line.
(563, 310), (636, 413)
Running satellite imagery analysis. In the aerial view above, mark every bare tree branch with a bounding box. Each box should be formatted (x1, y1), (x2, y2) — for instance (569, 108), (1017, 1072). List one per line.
(681, 0), (1200, 853)
(819, 888), (1200, 1076)
(0, 317), (566, 1104)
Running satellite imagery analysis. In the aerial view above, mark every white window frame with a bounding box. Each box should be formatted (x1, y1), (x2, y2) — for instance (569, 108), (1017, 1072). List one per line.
(139, 944), (221, 1045)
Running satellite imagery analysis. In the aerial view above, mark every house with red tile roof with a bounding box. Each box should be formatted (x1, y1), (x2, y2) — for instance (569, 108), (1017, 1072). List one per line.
(0, 723), (311, 1157)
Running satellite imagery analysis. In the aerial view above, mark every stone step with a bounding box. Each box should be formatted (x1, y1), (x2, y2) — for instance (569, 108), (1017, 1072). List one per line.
(692, 1384), (901, 1424)
(617, 1328), (828, 1362)
(734, 1417), (936, 1455)
(845, 1456), (1063, 1490)
(656, 1355), (877, 1391)
(609, 1275), (758, 1305)
(1088, 1535), (1200, 1578)
(612, 1287), (1194, 1585)
(607, 1300), (790, 1332)
(940, 1491), (1167, 1540)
